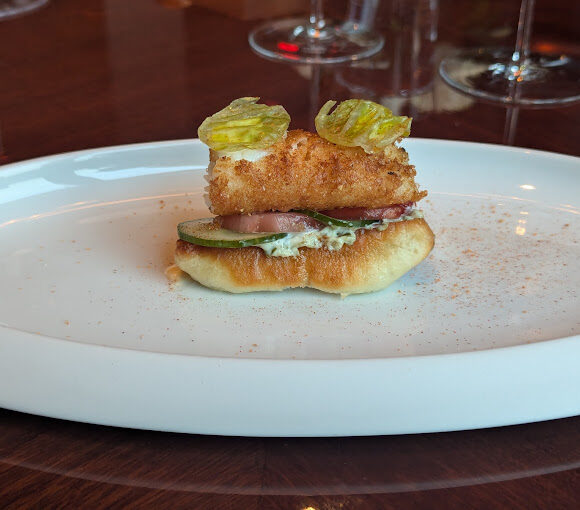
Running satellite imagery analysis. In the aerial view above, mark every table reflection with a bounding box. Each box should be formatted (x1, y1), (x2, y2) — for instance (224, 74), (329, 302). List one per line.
(1, 409), (578, 496)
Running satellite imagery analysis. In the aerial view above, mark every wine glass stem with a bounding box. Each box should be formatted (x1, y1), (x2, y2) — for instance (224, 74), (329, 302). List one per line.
(309, 0), (326, 31)
(511, 0), (535, 70)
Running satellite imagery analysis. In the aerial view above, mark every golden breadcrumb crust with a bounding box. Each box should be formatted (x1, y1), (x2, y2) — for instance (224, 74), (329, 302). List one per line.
(207, 130), (427, 215)
(174, 218), (434, 295)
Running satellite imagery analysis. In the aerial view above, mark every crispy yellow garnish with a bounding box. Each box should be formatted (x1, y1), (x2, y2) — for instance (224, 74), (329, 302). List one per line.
(198, 97), (290, 152)
(315, 99), (411, 153)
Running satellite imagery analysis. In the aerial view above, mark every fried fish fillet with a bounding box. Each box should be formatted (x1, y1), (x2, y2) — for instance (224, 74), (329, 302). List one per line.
(207, 129), (427, 216)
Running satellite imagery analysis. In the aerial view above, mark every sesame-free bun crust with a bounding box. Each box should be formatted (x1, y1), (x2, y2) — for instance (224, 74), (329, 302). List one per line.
(174, 218), (434, 295)
(208, 130), (427, 215)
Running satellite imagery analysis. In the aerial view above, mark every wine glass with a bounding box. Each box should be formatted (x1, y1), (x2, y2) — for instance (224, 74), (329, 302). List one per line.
(438, 0), (580, 106)
(248, 0), (384, 64)
(0, 0), (48, 19)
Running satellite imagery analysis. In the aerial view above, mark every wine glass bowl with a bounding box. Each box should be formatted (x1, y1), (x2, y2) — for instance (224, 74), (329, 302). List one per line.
(438, 0), (580, 107)
(439, 47), (580, 106)
(0, 0), (48, 20)
(248, 1), (384, 64)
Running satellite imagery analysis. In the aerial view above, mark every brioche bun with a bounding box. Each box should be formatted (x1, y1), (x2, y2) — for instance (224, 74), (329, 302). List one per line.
(174, 218), (434, 295)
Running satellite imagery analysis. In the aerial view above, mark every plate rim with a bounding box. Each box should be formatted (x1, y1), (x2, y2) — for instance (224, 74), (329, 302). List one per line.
(1, 326), (579, 436)
(2, 321), (579, 363)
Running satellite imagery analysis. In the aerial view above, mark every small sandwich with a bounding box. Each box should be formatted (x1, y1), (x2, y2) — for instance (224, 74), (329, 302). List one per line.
(175, 97), (434, 295)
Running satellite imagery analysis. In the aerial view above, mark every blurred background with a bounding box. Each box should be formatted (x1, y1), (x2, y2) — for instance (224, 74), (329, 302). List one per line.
(0, 0), (579, 163)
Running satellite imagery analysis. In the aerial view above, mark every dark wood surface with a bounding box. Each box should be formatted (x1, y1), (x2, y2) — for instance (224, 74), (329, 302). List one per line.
(1, 0), (579, 508)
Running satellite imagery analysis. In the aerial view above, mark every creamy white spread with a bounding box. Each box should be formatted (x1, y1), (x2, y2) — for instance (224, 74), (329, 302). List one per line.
(213, 130), (290, 162)
(214, 148), (269, 162)
(258, 209), (424, 257)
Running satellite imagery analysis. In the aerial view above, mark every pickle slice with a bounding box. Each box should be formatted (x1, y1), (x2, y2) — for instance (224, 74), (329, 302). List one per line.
(294, 209), (379, 228)
(178, 218), (288, 248)
(315, 99), (411, 153)
(197, 97), (290, 152)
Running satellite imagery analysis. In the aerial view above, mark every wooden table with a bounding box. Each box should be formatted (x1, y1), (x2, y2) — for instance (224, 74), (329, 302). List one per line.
(1, 0), (579, 507)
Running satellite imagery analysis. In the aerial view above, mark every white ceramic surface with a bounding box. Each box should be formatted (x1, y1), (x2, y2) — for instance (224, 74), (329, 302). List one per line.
(0, 139), (578, 436)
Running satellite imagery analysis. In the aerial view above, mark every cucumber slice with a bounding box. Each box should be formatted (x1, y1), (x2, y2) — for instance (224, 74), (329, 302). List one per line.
(178, 218), (288, 248)
(294, 209), (379, 228)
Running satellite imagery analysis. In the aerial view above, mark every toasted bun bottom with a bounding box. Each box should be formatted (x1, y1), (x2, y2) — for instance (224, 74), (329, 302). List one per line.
(174, 218), (434, 295)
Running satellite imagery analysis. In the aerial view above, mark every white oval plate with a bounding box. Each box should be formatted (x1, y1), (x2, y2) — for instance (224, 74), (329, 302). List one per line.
(0, 139), (579, 436)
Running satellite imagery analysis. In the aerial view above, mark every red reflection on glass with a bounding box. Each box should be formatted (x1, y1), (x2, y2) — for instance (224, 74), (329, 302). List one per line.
(277, 41), (299, 53)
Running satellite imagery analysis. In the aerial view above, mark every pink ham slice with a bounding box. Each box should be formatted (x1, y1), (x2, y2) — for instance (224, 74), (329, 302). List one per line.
(321, 202), (413, 220)
(219, 203), (414, 233)
(219, 212), (321, 233)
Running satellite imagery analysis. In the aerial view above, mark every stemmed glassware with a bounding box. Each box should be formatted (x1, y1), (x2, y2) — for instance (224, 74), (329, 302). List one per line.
(0, 0), (48, 20)
(248, 0), (384, 64)
(439, 0), (580, 106)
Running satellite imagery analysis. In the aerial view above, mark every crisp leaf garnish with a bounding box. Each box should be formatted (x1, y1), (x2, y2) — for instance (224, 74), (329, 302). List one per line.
(315, 99), (411, 153)
(198, 97), (290, 152)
